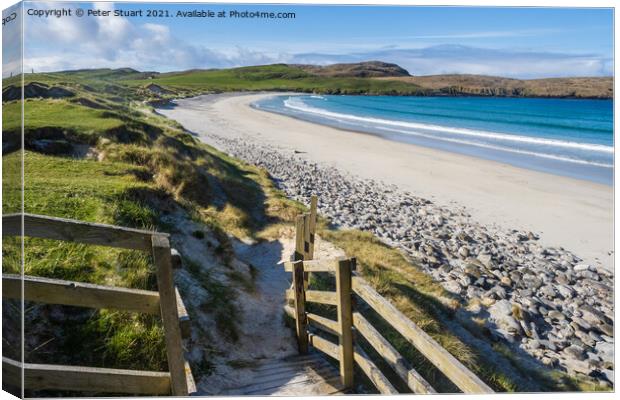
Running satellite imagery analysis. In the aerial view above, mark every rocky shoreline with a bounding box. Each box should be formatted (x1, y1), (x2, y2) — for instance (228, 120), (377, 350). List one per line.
(206, 132), (614, 386)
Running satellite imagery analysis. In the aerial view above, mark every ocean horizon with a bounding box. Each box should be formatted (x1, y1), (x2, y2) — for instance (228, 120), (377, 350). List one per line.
(253, 95), (613, 185)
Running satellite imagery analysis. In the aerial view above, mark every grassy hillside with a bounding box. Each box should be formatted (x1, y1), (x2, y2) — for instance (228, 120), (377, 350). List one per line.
(5, 65), (612, 100)
(2, 69), (606, 394)
(376, 75), (613, 99)
(122, 64), (428, 96)
(292, 61), (410, 78)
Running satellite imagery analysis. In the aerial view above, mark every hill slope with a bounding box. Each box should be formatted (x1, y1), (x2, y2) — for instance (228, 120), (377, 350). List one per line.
(123, 64), (426, 96)
(291, 61), (410, 78)
(376, 75), (613, 99)
(5, 65), (612, 99)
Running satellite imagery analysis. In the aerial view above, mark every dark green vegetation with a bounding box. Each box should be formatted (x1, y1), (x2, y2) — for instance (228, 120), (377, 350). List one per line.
(2, 68), (607, 394)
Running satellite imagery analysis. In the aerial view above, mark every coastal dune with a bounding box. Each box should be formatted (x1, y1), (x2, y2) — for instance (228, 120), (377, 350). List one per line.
(161, 93), (613, 272)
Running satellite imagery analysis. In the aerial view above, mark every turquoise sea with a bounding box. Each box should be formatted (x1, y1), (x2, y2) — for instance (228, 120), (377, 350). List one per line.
(253, 95), (613, 185)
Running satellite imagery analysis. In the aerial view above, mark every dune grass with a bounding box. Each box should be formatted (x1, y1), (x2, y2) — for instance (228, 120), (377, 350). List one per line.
(1, 151), (168, 372)
(2, 99), (124, 133)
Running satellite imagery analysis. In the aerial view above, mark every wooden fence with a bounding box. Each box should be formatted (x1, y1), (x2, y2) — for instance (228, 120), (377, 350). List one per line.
(1, 213), (195, 396)
(283, 196), (494, 394)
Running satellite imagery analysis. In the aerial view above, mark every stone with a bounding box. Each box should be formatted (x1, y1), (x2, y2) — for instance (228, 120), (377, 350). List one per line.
(458, 246), (470, 258)
(443, 279), (462, 294)
(556, 285), (574, 299)
(588, 331), (602, 342)
(548, 310), (566, 321)
(539, 285), (556, 299)
(488, 300), (523, 337)
(587, 358), (602, 369)
(574, 263), (592, 272)
(598, 323), (613, 336)
(556, 274), (570, 285)
(595, 342), (614, 361)
(581, 271), (600, 281)
(563, 359), (591, 375)
(574, 329), (595, 347)
(477, 253), (494, 269)
(581, 305), (605, 325)
(601, 334), (613, 343)
(457, 273), (472, 287)
(500, 276), (512, 287)
(541, 356), (556, 367)
(509, 271), (522, 284)
(539, 340), (557, 352)
(571, 316), (592, 331)
(523, 274), (543, 289)
(481, 296), (496, 307)
(563, 345), (586, 361)
(464, 264), (482, 278)
(492, 286), (507, 300)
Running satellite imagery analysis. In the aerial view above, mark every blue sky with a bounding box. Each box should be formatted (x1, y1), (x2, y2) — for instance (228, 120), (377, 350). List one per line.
(4, 2), (614, 78)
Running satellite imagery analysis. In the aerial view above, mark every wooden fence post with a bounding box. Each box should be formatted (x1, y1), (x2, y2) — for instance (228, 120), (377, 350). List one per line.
(294, 215), (305, 262)
(152, 235), (189, 396)
(336, 258), (355, 388)
(294, 214), (311, 290)
(308, 195), (318, 259)
(292, 261), (309, 354)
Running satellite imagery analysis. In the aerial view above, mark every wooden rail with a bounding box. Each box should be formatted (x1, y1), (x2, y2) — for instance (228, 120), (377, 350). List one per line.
(352, 312), (435, 394)
(2, 213), (195, 396)
(2, 274), (161, 315)
(352, 276), (493, 393)
(286, 289), (338, 305)
(2, 357), (172, 395)
(3, 213), (163, 251)
(283, 195), (493, 394)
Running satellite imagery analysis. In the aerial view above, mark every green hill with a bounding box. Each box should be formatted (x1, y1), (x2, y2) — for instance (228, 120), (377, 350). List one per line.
(122, 64), (428, 96)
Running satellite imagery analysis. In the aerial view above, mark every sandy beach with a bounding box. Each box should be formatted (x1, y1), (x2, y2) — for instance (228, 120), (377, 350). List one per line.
(160, 92), (613, 272)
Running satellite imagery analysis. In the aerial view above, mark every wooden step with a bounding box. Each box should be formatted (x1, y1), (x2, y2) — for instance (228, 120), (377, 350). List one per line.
(229, 352), (345, 396)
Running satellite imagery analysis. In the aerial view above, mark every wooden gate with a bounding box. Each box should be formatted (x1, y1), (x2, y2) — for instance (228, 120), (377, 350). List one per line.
(283, 196), (494, 394)
(2, 214), (195, 396)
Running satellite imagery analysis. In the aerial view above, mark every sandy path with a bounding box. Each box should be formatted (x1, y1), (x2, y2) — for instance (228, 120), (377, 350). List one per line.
(158, 93), (613, 272)
(192, 230), (344, 395)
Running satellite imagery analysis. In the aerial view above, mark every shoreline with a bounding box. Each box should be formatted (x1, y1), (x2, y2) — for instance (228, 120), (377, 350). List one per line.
(159, 92), (613, 272)
(157, 92), (614, 380)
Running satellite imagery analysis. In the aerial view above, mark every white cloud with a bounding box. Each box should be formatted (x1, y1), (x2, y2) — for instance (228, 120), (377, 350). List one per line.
(23, 3), (283, 73)
(20, 4), (613, 79)
(292, 45), (613, 78)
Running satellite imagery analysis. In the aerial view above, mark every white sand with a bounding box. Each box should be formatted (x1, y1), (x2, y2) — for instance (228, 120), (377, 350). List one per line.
(159, 93), (614, 272)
